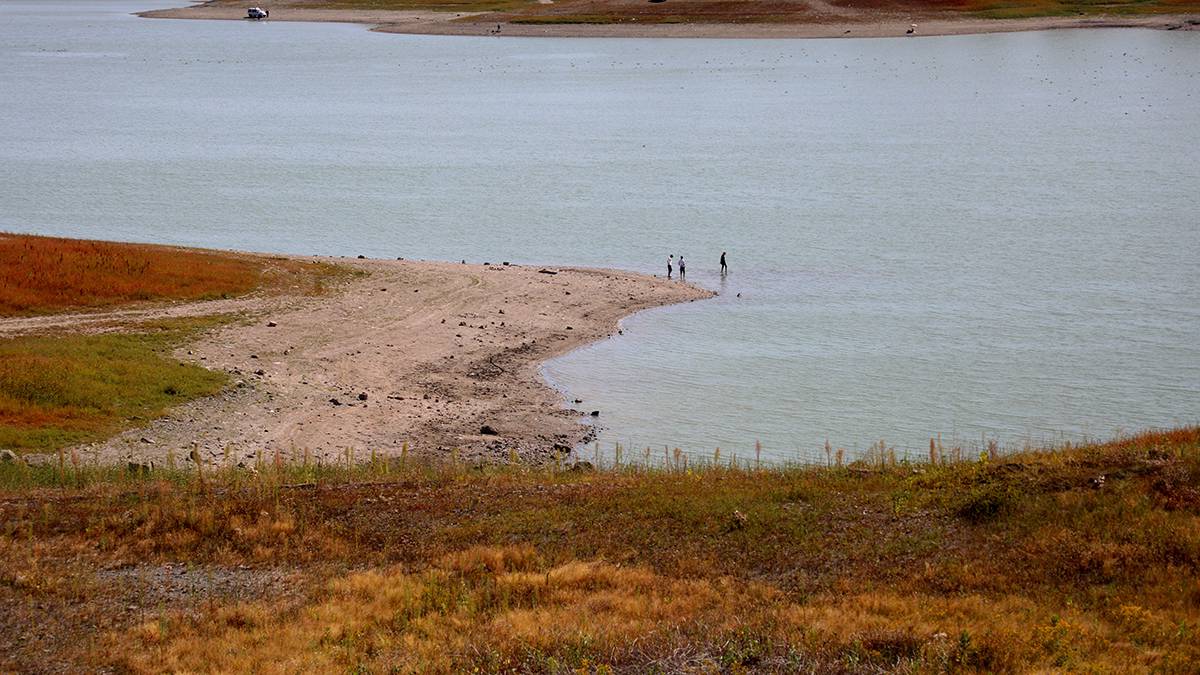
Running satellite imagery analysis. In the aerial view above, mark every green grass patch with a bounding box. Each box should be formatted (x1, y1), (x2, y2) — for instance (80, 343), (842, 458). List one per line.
(319, 0), (539, 13)
(0, 317), (229, 452)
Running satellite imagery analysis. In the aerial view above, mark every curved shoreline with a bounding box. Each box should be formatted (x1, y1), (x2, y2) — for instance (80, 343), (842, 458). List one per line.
(137, 3), (1200, 39)
(6, 254), (712, 466)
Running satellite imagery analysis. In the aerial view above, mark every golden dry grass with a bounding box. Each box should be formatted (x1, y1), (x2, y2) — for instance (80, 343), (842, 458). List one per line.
(1, 428), (1197, 671)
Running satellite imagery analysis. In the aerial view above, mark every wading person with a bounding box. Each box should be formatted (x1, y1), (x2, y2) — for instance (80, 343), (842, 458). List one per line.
(720, 251), (727, 275)
(667, 254), (674, 279)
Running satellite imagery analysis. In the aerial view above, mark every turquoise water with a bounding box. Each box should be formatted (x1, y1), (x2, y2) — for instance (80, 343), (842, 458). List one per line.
(2, 1), (1198, 460)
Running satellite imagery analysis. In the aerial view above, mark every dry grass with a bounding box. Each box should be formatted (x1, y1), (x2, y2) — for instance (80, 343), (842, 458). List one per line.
(0, 233), (343, 316)
(1, 427), (1197, 671)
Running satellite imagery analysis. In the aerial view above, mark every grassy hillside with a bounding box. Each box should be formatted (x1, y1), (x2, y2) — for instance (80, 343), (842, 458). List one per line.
(2, 427), (1196, 671)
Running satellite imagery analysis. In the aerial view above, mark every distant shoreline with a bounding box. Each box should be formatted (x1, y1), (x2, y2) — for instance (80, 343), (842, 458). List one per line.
(138, 3), (1200, 39)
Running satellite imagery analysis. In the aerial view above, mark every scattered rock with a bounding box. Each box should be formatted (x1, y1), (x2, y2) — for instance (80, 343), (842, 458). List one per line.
(329, 398), (342, 406)
(357, 254), (366, 259)
(480, 425), (499, 436)
(1, 449), (20, 464)
(140, 437), (154, 444)
(730, 510), (748, 530)
(538, 269), (558, 275)
(357, 392), (368, 401)
(1090, 475), (1106, 490)
(590, 410), (600, 417)
(254, 369), (265, 376)
(573, 398), (583, 404)
(266, 321), (277, 327)
(127, 460), (154, 475)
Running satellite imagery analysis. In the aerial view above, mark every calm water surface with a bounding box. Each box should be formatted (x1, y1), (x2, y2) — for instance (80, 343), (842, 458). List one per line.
(3, 1), (1198, 460)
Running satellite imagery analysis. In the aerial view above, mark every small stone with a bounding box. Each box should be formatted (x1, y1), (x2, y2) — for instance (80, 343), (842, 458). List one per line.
(1, 449), (20, 463)
(329, 398), (342, 406)
(357, 254), (366, 259)
(731, 510), (748, 530)
(254, 369), (265, 376)
(266, 321), (277, 327)
(357, 392), (368, 401)
(569, 461), (595, 473)
(127, 460), (154, 475)
(590, 410), (600, 417)
(480, 425), (498, 436)
(140, 437), (154, 444)
(573, 399), (582, 404)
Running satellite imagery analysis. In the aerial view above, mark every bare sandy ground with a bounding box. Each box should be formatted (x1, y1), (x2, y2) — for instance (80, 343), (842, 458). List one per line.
(4, 257), (711, 467)
(139, 2), (1199, 39)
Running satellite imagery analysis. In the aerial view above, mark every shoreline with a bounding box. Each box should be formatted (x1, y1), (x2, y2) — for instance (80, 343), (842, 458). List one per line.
(2, 253), (712, 466)
(136, 3), (1200, 39)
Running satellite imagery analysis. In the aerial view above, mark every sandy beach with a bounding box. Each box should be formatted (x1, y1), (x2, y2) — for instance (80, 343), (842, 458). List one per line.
(138, 2), (1200, 39)
(1, 256), (711, 466)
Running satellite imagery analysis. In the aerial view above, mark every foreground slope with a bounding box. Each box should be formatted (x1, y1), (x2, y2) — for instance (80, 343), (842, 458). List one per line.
(2, 428), (1197, 671)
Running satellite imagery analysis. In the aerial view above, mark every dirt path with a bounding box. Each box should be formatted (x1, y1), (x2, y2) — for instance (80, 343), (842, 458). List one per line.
(13, 257), (710, 467)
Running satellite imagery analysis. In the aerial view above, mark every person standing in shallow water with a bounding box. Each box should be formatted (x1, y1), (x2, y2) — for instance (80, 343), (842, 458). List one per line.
(667, 254), (674, 279)
(720, 251), (727, 276)
(678, 255), (686, 280)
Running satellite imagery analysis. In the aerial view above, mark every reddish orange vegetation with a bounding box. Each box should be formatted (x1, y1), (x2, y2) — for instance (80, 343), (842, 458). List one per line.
(0, 234), (271, 316)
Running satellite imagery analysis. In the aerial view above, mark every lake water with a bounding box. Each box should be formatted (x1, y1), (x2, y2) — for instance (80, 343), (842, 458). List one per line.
(3, 1), (1198, 461)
